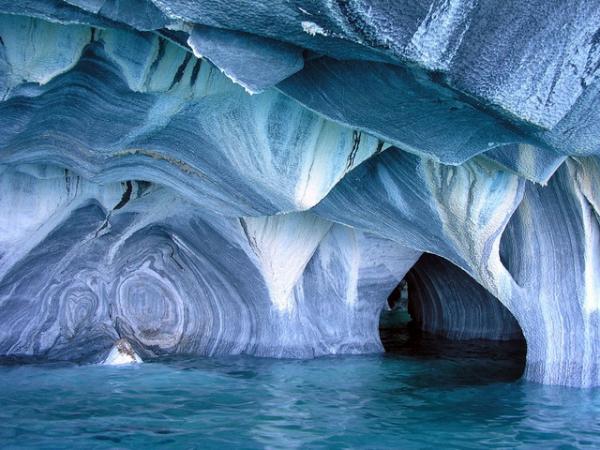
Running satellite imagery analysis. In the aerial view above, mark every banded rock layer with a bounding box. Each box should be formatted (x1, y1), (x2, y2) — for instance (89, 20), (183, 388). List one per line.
(0, 2), (598, 387)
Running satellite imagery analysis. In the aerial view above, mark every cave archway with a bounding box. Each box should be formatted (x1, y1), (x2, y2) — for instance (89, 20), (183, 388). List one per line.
(380, 253), (527, 382)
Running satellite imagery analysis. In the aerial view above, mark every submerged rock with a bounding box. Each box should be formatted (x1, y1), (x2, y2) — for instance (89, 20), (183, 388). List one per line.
(102, 339), (143, 365)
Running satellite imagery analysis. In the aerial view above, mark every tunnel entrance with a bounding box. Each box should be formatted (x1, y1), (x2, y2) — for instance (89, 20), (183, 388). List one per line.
(379, 253), (526, 383)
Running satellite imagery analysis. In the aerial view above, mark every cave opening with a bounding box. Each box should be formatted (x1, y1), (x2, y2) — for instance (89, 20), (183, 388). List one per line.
(379, 253), (527, 384)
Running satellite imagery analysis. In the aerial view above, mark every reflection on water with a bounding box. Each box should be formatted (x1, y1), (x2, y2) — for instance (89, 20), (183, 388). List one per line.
(379, 309), (527, 386)
(0, 321), (597, 449)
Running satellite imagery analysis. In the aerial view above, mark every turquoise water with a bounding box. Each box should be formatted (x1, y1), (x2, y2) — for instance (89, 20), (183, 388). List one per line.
(0, 333), (599, 449)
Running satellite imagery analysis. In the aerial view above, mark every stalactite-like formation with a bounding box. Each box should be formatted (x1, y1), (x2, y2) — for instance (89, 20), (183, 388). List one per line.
(0, 1), (599, 387)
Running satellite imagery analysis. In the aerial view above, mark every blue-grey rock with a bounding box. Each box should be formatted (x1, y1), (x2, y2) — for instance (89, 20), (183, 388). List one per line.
(0, 0), (122, 28)
(64, 0), (169, 30)
(499, 158), (600, 387)
(148, 1), (600, 142)
(481, 144), (566, 185)
(0, 165), (420, 361)
(314, 148), (525, 277)
(0, 3), (598, 389)
(315, 149), (600, 387)
(188, 25), (304, 93)
(0, 18), (379, 216)
(279, 58), (539, 165)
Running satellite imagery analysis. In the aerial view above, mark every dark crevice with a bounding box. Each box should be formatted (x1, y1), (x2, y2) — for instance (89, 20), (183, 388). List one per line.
(94, 220), (110, 237)
(239, 218), (259, 251)
(345, 130), (362, 170)
(169, 52), (192, 89)
(149, 38), (167, 76)
(190, 59), (202, 85)
(114, 181), (133, 210)
(94, 181), (133, 238)
(157, 29), (191, 49)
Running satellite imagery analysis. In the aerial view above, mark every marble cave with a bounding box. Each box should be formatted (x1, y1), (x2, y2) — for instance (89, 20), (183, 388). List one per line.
(1, 5), (600, 446)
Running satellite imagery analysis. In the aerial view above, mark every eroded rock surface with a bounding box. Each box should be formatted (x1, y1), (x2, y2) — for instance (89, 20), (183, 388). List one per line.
(0, 2), (598, 387)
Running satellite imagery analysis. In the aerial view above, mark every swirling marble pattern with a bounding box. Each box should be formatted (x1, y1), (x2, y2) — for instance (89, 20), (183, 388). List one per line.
(0, 2), (599, 388)
(499, 159), (600, 387)
(0, 166), (420, 361)
(315, 149), (599, 387)
(314, 148), (524, 293)
(279, 58), (540, 165)
(0, 17), (380, 216)
(296, 228), (421, 355)
(119, 0), (600, 158)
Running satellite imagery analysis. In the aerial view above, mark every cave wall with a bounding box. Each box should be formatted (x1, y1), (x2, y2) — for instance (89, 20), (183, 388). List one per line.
(499, 159), (600, 387)
(0, 165), (419, 361)
(0, 2), (598, 387)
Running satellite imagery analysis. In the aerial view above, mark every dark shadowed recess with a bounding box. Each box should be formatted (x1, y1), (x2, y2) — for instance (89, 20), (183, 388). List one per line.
(380, 253), (526, 385)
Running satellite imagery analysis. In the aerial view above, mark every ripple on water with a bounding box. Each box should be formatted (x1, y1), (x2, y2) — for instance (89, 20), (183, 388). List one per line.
(0, 342), (598, 449)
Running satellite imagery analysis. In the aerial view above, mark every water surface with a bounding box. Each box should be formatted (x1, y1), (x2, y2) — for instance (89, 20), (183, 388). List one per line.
(0, 330), (598, 449)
